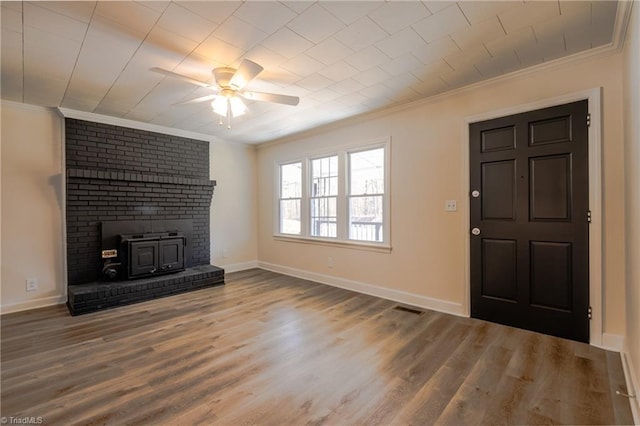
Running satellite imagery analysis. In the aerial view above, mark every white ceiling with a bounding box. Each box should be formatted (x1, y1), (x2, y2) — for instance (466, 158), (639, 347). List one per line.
(0, 1), (621, 144)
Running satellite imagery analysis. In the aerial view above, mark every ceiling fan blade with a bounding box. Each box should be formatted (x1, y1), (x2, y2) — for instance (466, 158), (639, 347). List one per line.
(173, 94), (218, 106)
(229, 59), (264, 90)
(150, 67), (214, 88)
(241, 91), (300, 106)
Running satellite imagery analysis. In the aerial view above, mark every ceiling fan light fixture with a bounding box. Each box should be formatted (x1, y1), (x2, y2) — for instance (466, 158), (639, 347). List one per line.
(229, 96), (246, 117)
(211, 96), (228, 117)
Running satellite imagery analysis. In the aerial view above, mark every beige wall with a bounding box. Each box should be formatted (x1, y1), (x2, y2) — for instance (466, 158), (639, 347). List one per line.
(1, 102), (66, 311)
(257, 52), (627, 337)
(210, 140), (258, 270)
(0, 101), (258, 312)
(623, 1), (640, 408)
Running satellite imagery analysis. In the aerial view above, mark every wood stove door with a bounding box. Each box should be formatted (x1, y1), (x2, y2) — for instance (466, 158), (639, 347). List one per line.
(159, 238), (185, 272)
(130, 241), (159, 276)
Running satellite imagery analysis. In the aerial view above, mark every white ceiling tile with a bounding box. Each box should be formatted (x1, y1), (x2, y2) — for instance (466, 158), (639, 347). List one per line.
(295, 73), (333, 91)
(23, 74), (67, 106)
(157, 3), (216, 43)
(485, 26), (536, 57)
(1, 1), (22, 12)
(564, 26), (592, 54)
(328, 78), (366, 95)
(175, 1), (241, 25)
(261, 27), (313, 59)
(95, 1), (160, 36)
(412, 4), (470, 43)
(499, 1), (560, 35)
(474, 50), (521, 77)
(451, 17), (506, 51)
(533, 6), (590, 42)
(334, 16), (388, 51)
(368, 1), (431, 35)
(136, 1), (170, 14)
(516, 34), (566, 63)
(359, 82), (395, 100)
(1, 28), (23, 101)
(318, 61), (359, 81)
(310, 88), (343, 103)
(242, 45), (288, 72)
(281, 54), (326, 77)
(319, 1), (384, 25)
(375, 27), (429, 59)
(282, 1), (315, 14)
(305, 37), (354, 65)
(23, 3), (89, 43)
(233, 2), (296, 34)
(23, 25), (81, 84)
(287, 4), (345, 44)
(35, 1), (95, 23)
(171, 54), (220, 84)
(558, 1), (591, 16)
(422, 1), (455, 15)
(383, 73), (421, 92)
(412, 59), (454, 82)
(591, 1), (617, 47)
(194, 35), (244, 66)
(2, 6), (23, 33)
(145, 26), (199, 64)
(457, 1), (518, 25)
(357, 67), (391, 86)
(444, 45), (491, 71)
(64, 16), (146, 109)
(440, 65), (483, 88)
(213, 15), (269, 52)
(411, 77), (448, 97)
(336, 92), (369, 107)
(380, 53), (423, 76)
(344, 46), (389, 71)
(412, 36), (460, 65)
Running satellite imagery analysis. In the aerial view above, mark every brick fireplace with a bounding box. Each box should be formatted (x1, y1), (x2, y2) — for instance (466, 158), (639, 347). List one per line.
(64, 118), (224, 315)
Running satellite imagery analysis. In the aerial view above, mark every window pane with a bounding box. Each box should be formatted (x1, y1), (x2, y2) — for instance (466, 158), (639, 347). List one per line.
(281, 162), (302, 198)
(350, 148), (384, 195)
(280, 199), (301, 235)
(311, 197), (337, 237)
(349, 195), (383, 242)
(311, 155), (338, 197)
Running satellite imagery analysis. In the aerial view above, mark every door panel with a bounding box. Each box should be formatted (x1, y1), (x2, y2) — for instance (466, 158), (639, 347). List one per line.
(481, 125), (516, 152)
(530, 155), (571, 221)
(530, 241), (572, 311)
(482, 160), (516, 220)
(482, 239), (518, 302)
(470, 100), (589, 343)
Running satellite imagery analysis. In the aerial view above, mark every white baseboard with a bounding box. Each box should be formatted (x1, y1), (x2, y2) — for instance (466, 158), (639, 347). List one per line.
(257, 261), (466, 317)
(219, 260), (259, 273)
(621, 350), (640, 424)
(598, 333), (627, 352)
(0, 295), (67, 315)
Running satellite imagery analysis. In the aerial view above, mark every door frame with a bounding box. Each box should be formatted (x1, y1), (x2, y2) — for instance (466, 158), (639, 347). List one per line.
(462, 87), (603, 347)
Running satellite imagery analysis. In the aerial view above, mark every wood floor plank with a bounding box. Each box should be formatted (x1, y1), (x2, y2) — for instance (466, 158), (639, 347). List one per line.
(1, 269), (633, 425)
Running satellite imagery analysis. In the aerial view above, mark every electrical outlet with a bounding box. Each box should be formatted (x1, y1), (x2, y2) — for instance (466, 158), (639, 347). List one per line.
(327, 257), (334, 268)
(445, 200), (457, 212)
(26, 278), (39, 292)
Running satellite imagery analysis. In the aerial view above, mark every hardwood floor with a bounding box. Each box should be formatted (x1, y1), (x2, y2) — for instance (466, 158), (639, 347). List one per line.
(1, 269), (633, 425)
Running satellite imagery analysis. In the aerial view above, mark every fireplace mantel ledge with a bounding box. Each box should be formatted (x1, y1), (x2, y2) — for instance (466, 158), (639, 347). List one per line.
(67, 168), (216, 187)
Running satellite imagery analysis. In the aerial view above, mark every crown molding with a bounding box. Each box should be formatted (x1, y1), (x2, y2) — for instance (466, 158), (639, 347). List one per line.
(259, 0), (634, 150)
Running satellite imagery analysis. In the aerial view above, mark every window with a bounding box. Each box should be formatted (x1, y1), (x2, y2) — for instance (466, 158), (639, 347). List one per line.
(310, 155), (338, 238)
(279, 162), (302, 235)
(348, 148), (384, 242)
(276, 139), (389, 247)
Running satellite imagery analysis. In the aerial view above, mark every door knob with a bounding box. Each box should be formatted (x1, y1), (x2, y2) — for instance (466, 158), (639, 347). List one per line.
(472, 227), (481, 236)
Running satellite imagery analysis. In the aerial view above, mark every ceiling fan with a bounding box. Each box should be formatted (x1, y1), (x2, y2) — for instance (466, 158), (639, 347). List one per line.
(151, 59), (300, 128)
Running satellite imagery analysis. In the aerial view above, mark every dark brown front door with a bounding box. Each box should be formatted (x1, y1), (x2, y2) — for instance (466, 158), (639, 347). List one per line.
(469, 100), (590, 343)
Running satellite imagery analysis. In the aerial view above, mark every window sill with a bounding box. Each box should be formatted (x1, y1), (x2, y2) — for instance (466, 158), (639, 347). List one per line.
(272, 235), (392, 253)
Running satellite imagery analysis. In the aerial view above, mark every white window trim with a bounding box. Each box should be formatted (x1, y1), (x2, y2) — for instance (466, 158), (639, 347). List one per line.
(274, 137), (391, 251)
(277, 160), (304, 236)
